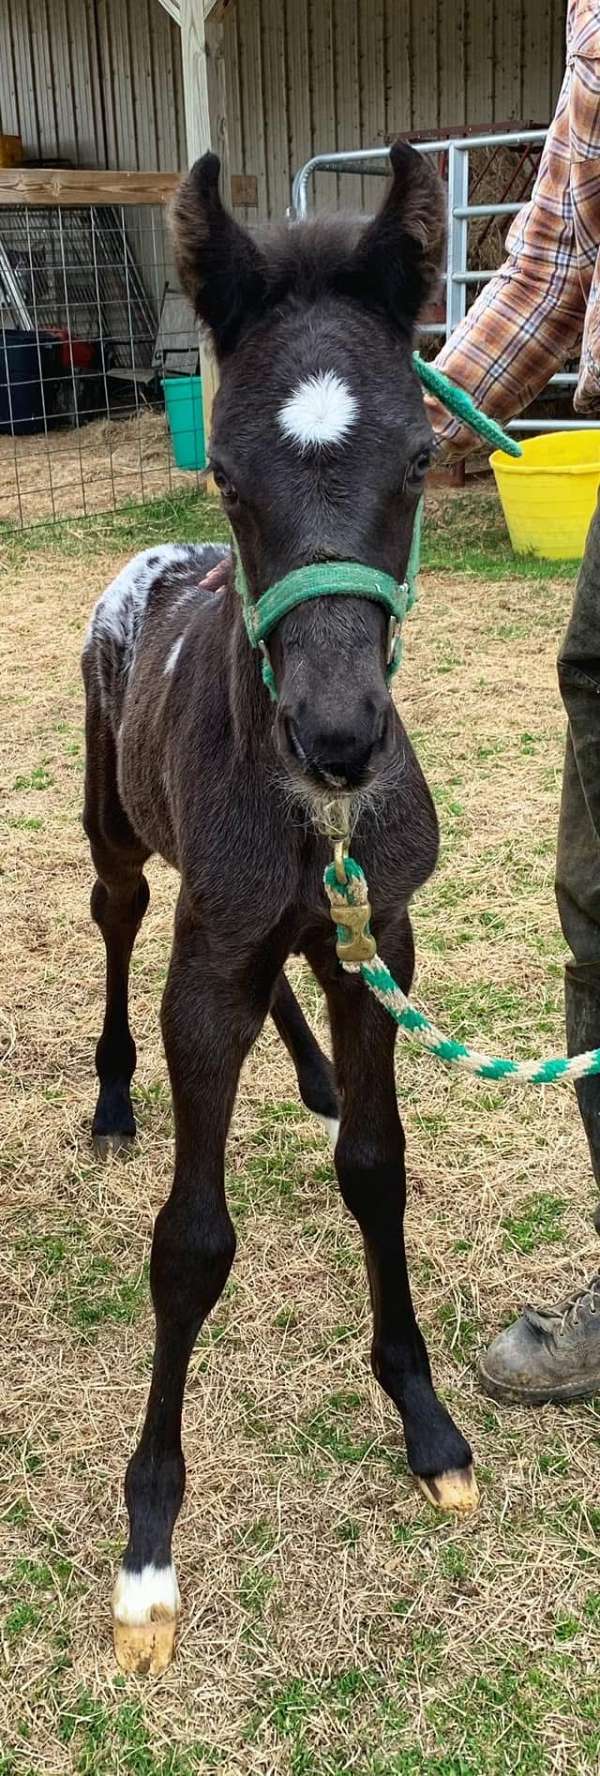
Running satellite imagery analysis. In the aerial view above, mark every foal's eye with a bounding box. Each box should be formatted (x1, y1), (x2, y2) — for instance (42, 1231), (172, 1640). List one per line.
(211, 465), (238, 504)
(407, 449), (432, 486)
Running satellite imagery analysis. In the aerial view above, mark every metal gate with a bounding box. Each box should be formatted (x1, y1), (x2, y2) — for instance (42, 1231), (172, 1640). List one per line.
(291, 130), (593, 436)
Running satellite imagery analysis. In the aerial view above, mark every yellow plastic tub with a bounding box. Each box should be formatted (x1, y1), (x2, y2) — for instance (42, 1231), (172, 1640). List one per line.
(490, 430), (600, 559)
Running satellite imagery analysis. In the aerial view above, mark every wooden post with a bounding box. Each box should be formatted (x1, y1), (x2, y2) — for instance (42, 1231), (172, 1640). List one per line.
(180, 0), (222, 478)
(205, 9), (231, 206)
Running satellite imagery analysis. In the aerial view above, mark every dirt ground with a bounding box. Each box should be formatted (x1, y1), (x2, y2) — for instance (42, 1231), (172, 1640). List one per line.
(1, 518), (599, 1775)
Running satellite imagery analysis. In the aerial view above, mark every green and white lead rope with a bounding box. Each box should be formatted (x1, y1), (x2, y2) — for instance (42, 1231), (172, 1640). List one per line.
(412, 354), (523, 460)
(324, 857), (600, 1087)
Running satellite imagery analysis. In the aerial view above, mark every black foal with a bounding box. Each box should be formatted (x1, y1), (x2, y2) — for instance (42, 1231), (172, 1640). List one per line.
(83, 142), (476, 1676)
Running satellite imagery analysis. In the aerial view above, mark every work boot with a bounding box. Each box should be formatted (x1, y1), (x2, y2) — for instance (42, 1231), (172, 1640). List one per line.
(478, 1274), (600, 1405)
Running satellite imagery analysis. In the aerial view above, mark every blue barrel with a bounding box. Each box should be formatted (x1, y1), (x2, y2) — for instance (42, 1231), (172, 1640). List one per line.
(163, 374), (206, 471)
(0, 329), (59, 435)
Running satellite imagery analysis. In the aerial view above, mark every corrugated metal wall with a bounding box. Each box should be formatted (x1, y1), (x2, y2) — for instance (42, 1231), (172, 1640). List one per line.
(225, 0), (568, 218)
(0, 0), (185, 171)
(0, 0), (568, 228)
(0, 0), (186, 312)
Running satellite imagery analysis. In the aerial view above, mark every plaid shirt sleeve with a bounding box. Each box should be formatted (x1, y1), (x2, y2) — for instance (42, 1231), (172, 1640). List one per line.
(427, 0), (600, 458)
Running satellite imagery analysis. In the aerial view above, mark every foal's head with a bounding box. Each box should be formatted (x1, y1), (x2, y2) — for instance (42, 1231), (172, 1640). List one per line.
(172, 142), (445, 797)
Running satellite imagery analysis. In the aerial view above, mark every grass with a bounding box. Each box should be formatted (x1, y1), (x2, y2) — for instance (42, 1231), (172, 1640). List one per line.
(502, 1193), (568, 1255)
(241, 1650), (600, 1774)
(421, 485), (575, 582)
(1, 482), (599, 1774)
(0, 488), (225, 574)
(0, 479), (578, 584)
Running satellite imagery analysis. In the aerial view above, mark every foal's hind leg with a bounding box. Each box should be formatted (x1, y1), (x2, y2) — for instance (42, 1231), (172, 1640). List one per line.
(113, 902), (282, 1674)
(271, 973), (340, 1143)
(83, 712), (150, 1156)
(306, 925), (478, 1514)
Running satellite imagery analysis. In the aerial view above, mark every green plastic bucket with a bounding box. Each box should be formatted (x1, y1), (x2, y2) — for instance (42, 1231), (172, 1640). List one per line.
(163, 374), (206, 471)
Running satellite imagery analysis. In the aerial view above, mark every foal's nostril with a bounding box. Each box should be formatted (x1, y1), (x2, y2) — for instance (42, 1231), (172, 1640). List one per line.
(283, 714), (308, 771)
(375, 705), (394, 753)
(313, 728), (385, 789)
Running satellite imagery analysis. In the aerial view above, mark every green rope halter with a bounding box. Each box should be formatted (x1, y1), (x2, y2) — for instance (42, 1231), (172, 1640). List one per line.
(236, 551), (414, 699)
(239, 560), (409, 647)
(233, 362), (521, 697)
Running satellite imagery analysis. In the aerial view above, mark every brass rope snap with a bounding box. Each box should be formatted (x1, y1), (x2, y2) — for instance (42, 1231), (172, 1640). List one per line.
(334, 837), (348, 885)
(327, 876), (377, 964)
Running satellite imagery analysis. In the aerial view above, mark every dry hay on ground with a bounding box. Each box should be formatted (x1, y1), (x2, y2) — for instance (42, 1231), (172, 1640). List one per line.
(0, 409), (199, 527)
(1, 533), (599, 1775)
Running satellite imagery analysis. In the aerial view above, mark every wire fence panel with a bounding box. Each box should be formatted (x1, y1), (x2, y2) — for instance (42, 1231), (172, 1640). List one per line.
(0, 179), (205, 530)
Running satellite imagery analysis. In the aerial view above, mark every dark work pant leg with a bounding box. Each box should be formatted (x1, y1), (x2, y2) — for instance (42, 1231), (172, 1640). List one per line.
(556, 499), (600, 1193)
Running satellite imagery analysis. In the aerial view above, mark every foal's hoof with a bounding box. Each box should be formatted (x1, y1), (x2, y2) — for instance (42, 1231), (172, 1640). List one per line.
(112, 1562), (180, 1675)
(417, 1465), (479, 1514)
(93, 1131), (136, 1160)
(113, 1612), (178, 1675)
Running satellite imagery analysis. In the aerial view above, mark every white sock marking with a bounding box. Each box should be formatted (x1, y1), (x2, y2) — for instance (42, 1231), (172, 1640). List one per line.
(278, 370), (358, 452)
(316, 1113), (340, 1151)
(113, 1561), (180, 1625)
(164, 632), (185, 676)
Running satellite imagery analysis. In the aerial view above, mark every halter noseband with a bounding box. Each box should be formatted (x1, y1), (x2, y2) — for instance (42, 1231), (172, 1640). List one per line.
(234, 543), (419, 702)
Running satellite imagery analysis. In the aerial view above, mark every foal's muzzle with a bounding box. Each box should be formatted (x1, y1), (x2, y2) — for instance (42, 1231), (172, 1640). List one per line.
(282, 700), (394, 791)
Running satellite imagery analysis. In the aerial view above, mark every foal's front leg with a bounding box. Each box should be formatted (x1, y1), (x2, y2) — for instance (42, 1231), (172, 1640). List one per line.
(307, 931), (478, 1513)
(112, 906), (279, 1675)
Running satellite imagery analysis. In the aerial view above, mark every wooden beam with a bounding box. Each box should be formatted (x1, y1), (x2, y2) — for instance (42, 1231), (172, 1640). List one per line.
(180, 0), (220, 480)
(0, 168), (180, 207)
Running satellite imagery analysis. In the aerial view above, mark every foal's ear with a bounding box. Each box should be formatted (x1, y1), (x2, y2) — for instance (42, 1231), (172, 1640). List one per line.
(171, 153), (267, 357)
(346, 140), (446, 332)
